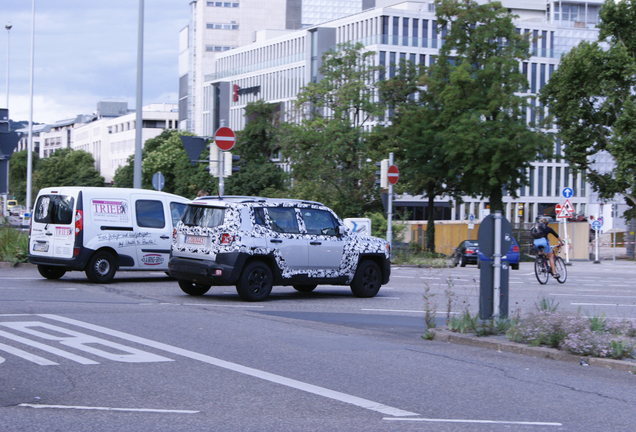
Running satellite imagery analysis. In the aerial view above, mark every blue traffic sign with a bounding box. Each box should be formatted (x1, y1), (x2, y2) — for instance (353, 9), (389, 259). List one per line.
(562, 187), (573, 198)
(152, 172), (165, 191)
(591, 220), (602, 231)
(469, 214), (475, 223)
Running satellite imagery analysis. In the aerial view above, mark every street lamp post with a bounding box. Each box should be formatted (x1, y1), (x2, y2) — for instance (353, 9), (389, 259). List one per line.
(5, 22), (11, 109)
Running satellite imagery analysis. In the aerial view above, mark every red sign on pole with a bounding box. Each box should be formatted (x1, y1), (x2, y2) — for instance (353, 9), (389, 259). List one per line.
(214, 127), (236, 151)
(387, 164), (399, 185)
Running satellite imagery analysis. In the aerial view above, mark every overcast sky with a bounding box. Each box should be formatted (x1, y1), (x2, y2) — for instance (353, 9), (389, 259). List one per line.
(2, 1), (190, 124)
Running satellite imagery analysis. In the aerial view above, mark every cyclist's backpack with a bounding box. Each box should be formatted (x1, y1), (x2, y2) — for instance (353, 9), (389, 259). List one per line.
(530, 223), (544, 239)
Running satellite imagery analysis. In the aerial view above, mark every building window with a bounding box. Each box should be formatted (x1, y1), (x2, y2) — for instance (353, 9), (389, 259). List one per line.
(392, 17), (399, 45)
(207, 2), (239, 7)
(412, 19), (419, 47)
(547, 167), (553, 196)
(206, 23), (239, 30)
(538, 166), (544, 197)
(379, 51), (386, 80)
(403, 18), (409, 46)
(555, 167), (561, 196)
(422, 20), (428, 47)
(381, 16), (389, 44)
(205, 45), (235, 52)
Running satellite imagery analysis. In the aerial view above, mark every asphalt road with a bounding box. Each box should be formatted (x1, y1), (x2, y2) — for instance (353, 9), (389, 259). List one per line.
(1, 261), (635, 431)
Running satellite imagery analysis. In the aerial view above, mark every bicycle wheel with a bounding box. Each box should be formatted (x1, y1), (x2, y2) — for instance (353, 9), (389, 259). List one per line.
(534, 257), (549, 284)
(554, 257), (567, 284)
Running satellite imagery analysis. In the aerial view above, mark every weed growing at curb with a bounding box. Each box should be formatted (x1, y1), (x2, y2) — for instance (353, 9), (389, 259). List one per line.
(422, 269), (437, 340)
(0, 227), (29, 264)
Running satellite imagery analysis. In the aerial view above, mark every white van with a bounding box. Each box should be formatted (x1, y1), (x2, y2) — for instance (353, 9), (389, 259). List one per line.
(28, 187), (190, 283)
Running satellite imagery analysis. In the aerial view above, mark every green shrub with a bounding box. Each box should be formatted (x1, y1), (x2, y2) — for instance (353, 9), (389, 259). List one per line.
(0, 227), (29, 264)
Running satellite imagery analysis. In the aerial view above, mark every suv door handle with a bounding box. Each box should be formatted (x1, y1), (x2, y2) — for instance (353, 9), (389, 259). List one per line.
(270, 239), (283, 243)
(310, 241), (322, 245)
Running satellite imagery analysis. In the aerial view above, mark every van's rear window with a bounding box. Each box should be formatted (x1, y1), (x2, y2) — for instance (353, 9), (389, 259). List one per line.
(182, 205), (225, 228)
(34, 195), (75, 225)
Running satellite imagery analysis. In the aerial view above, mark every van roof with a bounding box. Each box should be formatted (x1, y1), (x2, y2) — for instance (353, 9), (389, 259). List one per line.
(36, 187), (190, 202)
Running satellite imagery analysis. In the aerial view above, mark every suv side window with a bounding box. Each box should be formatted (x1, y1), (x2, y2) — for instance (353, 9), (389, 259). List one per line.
(136, 200), (165, 229)
(301, 209), (339, 236)
(254, 207), (267, 227)
(267, 207), (299, 234)
(170, 202), (187, 226)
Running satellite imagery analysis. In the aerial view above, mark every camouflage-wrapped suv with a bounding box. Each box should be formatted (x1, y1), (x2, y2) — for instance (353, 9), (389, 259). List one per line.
(168, 197), (390, 301)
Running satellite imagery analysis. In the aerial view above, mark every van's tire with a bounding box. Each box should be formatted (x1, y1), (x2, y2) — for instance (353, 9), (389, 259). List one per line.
(85, 251), (117, 283)
(37, 265), (66, 280)
(293, 284), (317, 293)
(178, 280), (211, 296)
(236, 261), (273, 302)
(350, 260), (381, 298)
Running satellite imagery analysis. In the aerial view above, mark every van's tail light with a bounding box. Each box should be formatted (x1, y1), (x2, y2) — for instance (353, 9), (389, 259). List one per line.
(75, 210), (83, 235)
(220, 233), (235, 245)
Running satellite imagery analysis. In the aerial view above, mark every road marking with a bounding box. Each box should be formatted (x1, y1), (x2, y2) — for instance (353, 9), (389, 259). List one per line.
(0, 342), (58, 365)
(392, 276), (414, 279)
(19, 404), (199, 414)
(362, 308), (422, 313)
(39, 314), (420, 418)
(552, 294), (636, 298)
(384, 417), (561, 426)
(182, 303), (264, 308)
(0, 329), (99, 365)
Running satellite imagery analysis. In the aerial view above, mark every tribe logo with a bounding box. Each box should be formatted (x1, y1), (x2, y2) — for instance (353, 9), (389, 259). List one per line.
(232, 84), (261, 102)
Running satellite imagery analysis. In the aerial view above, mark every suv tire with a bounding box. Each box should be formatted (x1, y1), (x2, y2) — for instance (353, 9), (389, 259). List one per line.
(236, 261), (273, 302)
(350, 260), (381, 298)
(178, 280), (211, 296)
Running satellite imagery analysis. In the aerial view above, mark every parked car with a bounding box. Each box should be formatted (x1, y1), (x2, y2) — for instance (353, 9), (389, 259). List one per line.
(168, 196), (391, 301)
(452, 240), (480, 267)
(9, 204), (25, 216)
(477, 236), (520, 270)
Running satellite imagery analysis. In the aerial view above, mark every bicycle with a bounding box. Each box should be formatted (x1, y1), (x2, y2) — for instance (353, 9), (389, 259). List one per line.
(534, 243), (567, 285)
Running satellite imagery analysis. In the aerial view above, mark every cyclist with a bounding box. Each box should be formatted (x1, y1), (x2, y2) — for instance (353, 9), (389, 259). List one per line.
(532, 217), (564, 278)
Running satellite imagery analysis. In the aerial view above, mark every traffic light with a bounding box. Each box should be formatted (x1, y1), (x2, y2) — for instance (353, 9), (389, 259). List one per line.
(224, 153), (240, 177)
(205, 144), (220, 177)
(375, 159), (389, 189)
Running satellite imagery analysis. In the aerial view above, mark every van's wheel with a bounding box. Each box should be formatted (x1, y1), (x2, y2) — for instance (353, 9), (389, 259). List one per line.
(460, 256), (467, 267)
(293, 284), (317, 293)
(236, 261), (273, 302)
(350, 260), (381, 298)
(37, 265), (66, 280)
(85, 251), (117, 283)
(178, 280), (211, 296)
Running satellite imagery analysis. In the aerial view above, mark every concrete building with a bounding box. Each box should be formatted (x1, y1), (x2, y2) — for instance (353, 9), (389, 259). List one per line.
(200, 0), (605, 225)
(71, 103), (178, 183)
(179, 0), (374, 135)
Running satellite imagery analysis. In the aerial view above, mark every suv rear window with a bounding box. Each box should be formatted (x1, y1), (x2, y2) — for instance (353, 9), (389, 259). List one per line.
(34, 195), (75, 224)
(182, 205), (225, 228)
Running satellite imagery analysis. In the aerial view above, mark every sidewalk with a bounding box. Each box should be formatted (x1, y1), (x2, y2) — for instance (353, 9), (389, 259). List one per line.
(433, 328), (636, 373)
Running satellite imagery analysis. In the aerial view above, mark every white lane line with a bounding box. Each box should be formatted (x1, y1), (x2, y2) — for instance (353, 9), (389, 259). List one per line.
(377, 297), (400, 300)
(571, 303), (636, 307)
(362, 308), (422, 313)
(0, 329), (99, 365)
(384, 417), (561, 426)
(392, 276), (415, 279)
(40, 314), (419, 418)
(0, 342), (58, 365)
(182, 303), (264, 308)
(19, 404), (198, 414)
(552, 294), (636, 298)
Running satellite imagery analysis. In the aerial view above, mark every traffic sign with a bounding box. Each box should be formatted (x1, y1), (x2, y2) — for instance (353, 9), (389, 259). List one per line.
(562, 187), (573, 198)
(387, 165), (399, 185)
(469, 214), (475, 223)
(563, 199), (575, 213)
(591, 220), (602, 231)
(214, 127), (236, 151)
(557, 205), (571, 219)
(555, 204), (562, 214)
(152, 172), (165, 191)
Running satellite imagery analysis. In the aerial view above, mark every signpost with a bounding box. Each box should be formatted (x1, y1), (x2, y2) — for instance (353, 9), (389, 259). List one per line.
(214, 125), (235, 196)
(152, 172), (165, 191)
(560, 189), (575, 264)
(592, 219), (602, 264)
(387, 165), (399, 185)
(386, 155), (396, 245)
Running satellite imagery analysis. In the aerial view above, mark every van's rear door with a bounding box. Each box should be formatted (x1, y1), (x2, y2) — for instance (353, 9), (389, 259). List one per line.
(131, 195), (173, 269)
(30, 192), (76, 259)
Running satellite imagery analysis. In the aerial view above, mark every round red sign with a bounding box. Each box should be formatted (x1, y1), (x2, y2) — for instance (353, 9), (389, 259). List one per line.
(214, 127), (236, 151)
(387, 164), (399, 185)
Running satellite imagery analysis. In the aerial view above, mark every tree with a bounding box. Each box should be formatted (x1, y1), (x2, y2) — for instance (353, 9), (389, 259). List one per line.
(540, 0), (636, 255)
(281, 42), (384, 218)
(32, 148), (103, 191)
(428, 0), (551, 212)
(376, 60), (461, 252)
(113, 129), (216, 199)
(8, 150), (39, 204)
(225, 101), (287, 197)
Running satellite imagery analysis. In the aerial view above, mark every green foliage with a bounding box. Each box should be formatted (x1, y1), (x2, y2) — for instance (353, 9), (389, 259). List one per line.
(281, 42), (384, 218)
(8, 150), (40, 204)
(33, 148), (104, 191)
(448, 310), (478, 334)
(225, 101), (288, 197)
(0, 227), (29, 264)
(535, 296), (560, 312)
(425, 0), (552, 211)
(540, 0), (636, 219)
(587, 311), (608, 333)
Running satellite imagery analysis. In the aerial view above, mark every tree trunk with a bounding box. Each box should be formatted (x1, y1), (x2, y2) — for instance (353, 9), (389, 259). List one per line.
(426, 187), (436, 253)
(489, 186), (504, 213)
(627, 218), (636, 259)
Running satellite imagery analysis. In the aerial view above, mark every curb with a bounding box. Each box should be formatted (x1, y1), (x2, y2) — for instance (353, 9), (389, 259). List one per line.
(0, 262), (36, 269)
(433, 329), (636, 373)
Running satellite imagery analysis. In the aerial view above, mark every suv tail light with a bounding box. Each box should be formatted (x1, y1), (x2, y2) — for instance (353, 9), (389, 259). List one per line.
(173, 228), (176, 240)
(221, 233), (235, 245)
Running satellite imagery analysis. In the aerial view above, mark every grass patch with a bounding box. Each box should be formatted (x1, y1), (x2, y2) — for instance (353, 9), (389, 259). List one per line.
(0, 227), (29, 264)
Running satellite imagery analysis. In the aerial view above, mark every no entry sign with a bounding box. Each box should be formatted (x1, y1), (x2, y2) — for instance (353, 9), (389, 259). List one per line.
(387, 164), (399, 185)
(214, 127), (236, 151)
